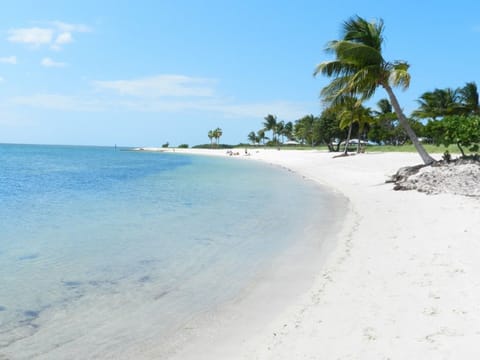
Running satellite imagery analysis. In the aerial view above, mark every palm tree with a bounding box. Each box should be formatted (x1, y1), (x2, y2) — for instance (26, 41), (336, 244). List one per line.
(208, 130), (214, 148)
(257, 129), (268, 146)
(276, 120), (285, 144)
(295, 114), (316, 147)
(459, 82), (479, 115)
(213, 127), (223, 145)
(247, 131), (257, 145)
(263, 114), (278, 144)
(413, 88), (462, 120)
(370, 98), (397, 145)
(355, 106), (374, 152)
(314, 16), (435, 164)
(375, 98), (394, 117)
(283, 121), (294, 141)
(336, 96), (372, 154)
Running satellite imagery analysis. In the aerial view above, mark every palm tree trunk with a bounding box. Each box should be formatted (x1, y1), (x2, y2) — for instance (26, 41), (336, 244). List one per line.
(344, 123), (352, 155)
(357, 124), (364, 153)
(383, 84), (435, 165)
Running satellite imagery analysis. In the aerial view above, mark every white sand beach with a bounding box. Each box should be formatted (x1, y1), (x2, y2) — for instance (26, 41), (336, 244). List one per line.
(165, 149), (480, 359)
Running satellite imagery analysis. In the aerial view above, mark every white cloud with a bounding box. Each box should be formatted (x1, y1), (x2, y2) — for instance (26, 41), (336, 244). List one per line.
(41, 57), (67, 67)
(55, 32), (73, 45)
(7, 21), (91, 50)
(51, 21), (92, 33)
(8, 27), (53, 46)
(93, 75), (217, 98)
(0, 56), (17, 64)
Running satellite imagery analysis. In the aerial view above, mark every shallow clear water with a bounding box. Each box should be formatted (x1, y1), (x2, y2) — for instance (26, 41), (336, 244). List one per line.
(0, 144), (340, 358)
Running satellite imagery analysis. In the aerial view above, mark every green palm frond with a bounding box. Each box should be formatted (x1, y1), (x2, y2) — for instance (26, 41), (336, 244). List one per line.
(320, 76), (356, 103)
(388, 61), (411, 89)
(332, 41), (383, 66)
(314, 59), (357, 78)
(315, 16), (410, 105)
(342, 16), (384, 51)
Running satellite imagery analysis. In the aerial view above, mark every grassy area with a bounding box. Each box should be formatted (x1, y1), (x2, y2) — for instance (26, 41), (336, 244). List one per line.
(242, 145), (330, 151)
(365, 144), (450, 153)
(242, 144), (452, 153)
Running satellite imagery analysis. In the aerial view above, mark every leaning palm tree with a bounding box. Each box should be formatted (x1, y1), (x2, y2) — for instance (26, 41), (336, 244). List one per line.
(314, 16), (435, 164)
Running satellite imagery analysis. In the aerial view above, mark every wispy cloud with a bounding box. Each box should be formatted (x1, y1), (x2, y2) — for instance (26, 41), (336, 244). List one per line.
(50, 21), (92, 33)
(0, 56), (17, 64)
(9, 93), (310, 120)
(41, 57), (67, 67)
(10, 93), (102, 111)
(7, 21), (91, 50)
(93, 75), (217, 98)
(9, 74), (313, 120)
(8, 27), (53, 46)
(91, 74), (311, 118)
(51, 32), (73, 50)
(116, 98), (310, 119)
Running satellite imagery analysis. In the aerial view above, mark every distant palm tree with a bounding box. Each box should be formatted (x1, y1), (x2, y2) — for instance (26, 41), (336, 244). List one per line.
(208, 130), (214, 148)
(459, 82), (479, 115)
(283, 121), (294, 141)
(257, 129), (268, 146)
(314, 16), (434, 164)
(276, 120), (285, 144)
(413, 88), (462, 120)
(295, 114), (316, 146)
(247, 131), (257, 145)
(213, 127), (223, 145)
(375, 98), (394, 117)
(336, 96), (372, 154)
(370, 98), (397, 145)
(263, 114), (278, 144)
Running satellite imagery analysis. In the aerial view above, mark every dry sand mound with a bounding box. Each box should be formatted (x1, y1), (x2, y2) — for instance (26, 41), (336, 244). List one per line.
(390, 159), (480, 197)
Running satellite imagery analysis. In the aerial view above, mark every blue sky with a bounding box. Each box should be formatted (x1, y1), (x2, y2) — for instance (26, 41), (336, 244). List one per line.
(1, 0), (479, 146)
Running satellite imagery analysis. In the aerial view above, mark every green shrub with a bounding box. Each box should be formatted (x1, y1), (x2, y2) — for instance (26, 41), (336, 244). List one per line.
(425, 115), (480, 157)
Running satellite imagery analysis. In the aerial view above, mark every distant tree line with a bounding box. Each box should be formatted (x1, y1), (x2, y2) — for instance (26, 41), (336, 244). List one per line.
(247, 81), (480, 157)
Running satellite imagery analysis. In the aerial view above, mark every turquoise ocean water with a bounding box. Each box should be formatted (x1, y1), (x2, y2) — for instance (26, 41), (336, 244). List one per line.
(0, 144), (341, 358)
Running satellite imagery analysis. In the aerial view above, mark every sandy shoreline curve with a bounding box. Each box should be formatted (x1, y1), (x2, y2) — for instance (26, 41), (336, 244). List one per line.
(160, 148), (480, 359)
